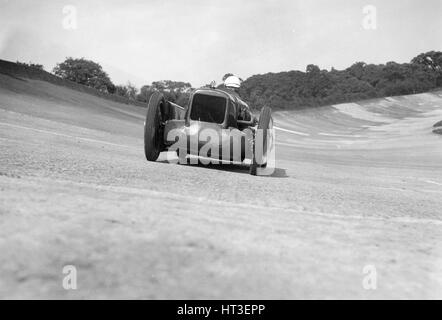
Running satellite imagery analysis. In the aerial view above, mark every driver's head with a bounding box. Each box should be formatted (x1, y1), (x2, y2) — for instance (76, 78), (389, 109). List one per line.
(224, 75), (241, 90)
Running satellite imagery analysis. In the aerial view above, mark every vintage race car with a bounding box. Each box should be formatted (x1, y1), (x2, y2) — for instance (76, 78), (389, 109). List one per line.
(143, 86), (273, 175)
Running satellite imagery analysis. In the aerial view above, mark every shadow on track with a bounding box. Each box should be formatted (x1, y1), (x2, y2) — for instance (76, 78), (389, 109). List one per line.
(157, 159), (288, 178)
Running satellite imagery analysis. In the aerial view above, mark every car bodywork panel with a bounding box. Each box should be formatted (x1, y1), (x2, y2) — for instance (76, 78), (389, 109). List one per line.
(163, 87), (255, 161)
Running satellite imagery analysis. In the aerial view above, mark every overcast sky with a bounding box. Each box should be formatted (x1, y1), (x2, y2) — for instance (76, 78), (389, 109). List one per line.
(0, 0), (441, 87)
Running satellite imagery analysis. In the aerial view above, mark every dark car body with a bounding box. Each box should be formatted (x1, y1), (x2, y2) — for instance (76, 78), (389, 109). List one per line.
(163, 87), (256, 162)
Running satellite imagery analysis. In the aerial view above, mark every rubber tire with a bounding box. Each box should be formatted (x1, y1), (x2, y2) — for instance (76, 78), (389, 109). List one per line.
(250, 107), (272, 175)
(144, 92), (166, 161)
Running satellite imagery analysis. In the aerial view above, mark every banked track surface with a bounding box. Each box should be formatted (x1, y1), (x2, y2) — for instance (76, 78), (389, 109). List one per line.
(0, 73), (441, 299)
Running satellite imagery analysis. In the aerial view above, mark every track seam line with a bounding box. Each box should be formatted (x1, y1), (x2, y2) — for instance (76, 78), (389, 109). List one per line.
(274, 126), (310, 136)
(10, 174), (442, 226)
(0, 121), (137, 149)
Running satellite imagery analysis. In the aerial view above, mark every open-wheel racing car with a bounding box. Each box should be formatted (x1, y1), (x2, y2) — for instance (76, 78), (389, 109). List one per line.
(143, 85), (274, 175)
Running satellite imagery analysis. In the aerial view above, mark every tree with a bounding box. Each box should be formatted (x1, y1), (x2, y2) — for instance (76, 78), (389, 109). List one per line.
(53, 57), (114, 93)
(346, 62), (367, 79)
(412, 51), (442, 86)
(126, 82), (138, 101)
(115, 85), (129, 98)
(412, 51), (442, 72)
(136, 80), (193, 106)
(306, 64), (320, 74)
(137, 85), (153, 103)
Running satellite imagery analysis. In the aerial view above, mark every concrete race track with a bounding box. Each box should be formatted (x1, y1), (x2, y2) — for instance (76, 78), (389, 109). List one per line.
(0, 73), (441, 299)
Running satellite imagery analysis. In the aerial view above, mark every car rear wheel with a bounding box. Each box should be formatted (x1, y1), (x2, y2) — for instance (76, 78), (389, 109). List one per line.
(250, 107), (273, 175)
(144, 92), (166, 161)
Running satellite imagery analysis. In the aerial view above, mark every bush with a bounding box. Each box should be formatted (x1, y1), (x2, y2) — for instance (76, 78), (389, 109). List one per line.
(53, 57), (114, 94)
(16, 61), (44, 71)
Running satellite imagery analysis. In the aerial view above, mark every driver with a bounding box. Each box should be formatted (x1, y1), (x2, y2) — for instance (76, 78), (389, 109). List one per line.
(223, 75), (253, 122)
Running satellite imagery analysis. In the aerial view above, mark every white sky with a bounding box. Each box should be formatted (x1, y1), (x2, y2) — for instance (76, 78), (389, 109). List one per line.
(0, 0), (441, 87)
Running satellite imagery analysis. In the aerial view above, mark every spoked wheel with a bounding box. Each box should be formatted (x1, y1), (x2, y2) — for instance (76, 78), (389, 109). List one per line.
(144, 92), (167, 161)
(250, 107), (273, 176)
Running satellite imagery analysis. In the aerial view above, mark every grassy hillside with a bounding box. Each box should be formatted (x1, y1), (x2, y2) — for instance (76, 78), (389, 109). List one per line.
(0, 59), (146, 108)
(0, 72), (145, 138)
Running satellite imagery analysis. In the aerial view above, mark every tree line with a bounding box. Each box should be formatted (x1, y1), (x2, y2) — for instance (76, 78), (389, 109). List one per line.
(48, 51), (442, 110)
(239, 51), (442, 110)
(51, 57), (192, 106)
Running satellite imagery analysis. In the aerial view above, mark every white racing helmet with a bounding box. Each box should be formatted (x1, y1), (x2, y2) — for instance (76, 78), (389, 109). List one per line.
(224, 75), (241, 88)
